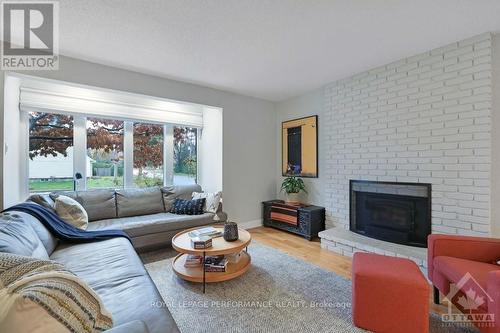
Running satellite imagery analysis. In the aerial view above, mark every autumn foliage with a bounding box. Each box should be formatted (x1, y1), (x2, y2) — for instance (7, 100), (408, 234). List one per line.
(133, 122), (163, 169)
(29, 112), (73, 159)
(29, 113), (196, 175)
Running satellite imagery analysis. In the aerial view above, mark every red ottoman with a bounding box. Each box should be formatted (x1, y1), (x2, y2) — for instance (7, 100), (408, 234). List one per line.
(352, 252), (430, 333)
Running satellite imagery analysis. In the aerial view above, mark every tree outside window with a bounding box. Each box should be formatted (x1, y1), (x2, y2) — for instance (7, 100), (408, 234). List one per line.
(133, 123), (164, 188)
(173, 127), (197, 185)
(86, 118), (124, 189)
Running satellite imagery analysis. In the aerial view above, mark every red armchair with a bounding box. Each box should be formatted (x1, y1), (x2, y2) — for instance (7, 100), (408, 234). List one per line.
(428, 234), (500, 333)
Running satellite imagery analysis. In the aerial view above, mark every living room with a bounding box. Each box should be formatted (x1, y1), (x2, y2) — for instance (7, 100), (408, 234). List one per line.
(1, 1), (500, 333)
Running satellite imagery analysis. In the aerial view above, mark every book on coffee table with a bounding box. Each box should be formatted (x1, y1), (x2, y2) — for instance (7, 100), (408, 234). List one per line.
(204, 255), (228, 272)
(184, 254), (203, 267)
(188, 227), (222, 238)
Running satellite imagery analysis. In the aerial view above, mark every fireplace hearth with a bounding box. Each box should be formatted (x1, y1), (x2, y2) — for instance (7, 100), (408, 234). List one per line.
(350, 180), (431, 248)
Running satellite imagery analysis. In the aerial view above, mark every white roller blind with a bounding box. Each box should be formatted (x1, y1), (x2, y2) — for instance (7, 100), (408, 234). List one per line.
(19, 87), (203, 127)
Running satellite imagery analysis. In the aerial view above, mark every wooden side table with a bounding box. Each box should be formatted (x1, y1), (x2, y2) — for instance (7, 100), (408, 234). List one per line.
(171, 226), (251, 293)
(262, 200), (325, 240)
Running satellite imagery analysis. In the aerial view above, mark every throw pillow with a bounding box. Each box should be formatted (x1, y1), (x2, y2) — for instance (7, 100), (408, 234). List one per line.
(161, 185), (202, 212)
(0, 252), (113, 333)
(170, 198), (205, 215)
(54, 195), (89, 230)
(26, 194), (56, 212)
(192, 191), (222, 213)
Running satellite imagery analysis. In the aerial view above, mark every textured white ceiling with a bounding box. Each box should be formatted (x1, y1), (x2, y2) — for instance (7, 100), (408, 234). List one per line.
(59, 0), (500, 101)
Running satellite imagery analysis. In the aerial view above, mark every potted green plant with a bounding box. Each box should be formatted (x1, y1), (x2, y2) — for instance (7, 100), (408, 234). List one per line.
(280, 176), (307, 204)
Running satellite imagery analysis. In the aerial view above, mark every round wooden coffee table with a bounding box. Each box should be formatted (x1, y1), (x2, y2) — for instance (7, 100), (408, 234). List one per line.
(171, 226), (251, 293)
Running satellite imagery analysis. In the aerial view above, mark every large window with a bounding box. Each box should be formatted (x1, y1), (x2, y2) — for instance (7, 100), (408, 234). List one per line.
(174, 127), (197, 185)
(133, 123), (164, 188)
(86, 118), (124, 189)
(27, 113), (198, 192)
(28, 112), (74, 192)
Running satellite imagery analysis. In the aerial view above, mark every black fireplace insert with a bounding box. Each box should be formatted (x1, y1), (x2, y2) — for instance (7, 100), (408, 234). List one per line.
(349, 180), (431, 248)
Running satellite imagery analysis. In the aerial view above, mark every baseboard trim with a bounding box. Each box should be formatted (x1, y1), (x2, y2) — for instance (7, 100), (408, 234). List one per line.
(238, 219), (263, 230)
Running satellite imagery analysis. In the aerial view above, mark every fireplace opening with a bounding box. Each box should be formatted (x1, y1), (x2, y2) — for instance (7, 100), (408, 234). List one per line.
(350, 180), (431, 248)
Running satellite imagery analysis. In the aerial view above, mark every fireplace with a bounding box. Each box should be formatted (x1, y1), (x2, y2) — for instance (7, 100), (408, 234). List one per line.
(350, 180), (431, 248)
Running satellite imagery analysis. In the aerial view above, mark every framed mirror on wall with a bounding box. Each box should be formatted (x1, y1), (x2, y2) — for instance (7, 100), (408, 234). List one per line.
(282, 115), (318, 178)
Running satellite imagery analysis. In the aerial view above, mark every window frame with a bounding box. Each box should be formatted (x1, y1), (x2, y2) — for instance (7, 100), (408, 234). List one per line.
(23, 112), (198, 193)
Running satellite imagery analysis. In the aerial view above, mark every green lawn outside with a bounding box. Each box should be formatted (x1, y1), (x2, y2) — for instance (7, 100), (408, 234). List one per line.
(30, 177), (124, 192)
(29, 174), (194, 192)
(29, 179), (74, 191)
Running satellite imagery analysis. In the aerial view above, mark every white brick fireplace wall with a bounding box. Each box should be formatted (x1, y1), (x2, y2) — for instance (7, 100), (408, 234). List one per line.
(323, 33), (493, 236)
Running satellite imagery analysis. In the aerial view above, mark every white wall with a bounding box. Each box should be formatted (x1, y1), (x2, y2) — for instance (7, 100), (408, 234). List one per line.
(199, 107), (223, 193)
(1, 55), (277, 224)
(275, 89), (324, 207)
(491, 34), (500, 236)
(3, 75), (23, 202)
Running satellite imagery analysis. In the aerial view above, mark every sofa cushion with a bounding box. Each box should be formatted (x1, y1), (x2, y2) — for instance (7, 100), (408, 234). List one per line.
(161, 184), (202, 212)
(106, 320), (150, 333)
(0, 212), (49, 259)
(115, 187), (165, 218)
(434, 256), (500, 312)
(87, 212), (214, 238)
(54, 195), (89, 230)
(52, 189), (117, 221)
(434, 256), (500, 292)
(14, 211), (58, 255)
(49, 237), (178, 333)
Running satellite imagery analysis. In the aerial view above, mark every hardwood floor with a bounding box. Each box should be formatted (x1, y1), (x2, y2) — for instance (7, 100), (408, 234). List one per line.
(248, 226), (449, 315)
(249, 226), (352, 278)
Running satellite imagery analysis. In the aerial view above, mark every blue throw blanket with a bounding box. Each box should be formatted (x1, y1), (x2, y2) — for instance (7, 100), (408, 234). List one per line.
(3, 202), (131, 243)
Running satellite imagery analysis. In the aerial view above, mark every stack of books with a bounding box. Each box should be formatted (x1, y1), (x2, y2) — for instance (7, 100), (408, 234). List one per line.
(191, 235), (212, 249)
(184, 254), (203, 267)
(204, 255), (228, 272)
(188, 227), (222, 238)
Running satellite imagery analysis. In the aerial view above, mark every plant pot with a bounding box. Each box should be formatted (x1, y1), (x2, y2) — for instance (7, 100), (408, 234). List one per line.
(285, 192), (300, 205)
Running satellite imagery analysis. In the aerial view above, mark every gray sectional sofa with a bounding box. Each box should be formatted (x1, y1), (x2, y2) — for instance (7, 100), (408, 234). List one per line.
(0, 184), (218, 333)
(50, 184), (216, 251)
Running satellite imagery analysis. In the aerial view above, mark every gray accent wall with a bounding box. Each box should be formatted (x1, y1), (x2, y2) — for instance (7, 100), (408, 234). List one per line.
(275, 89), (325, 212)
(0, 55), (277, 225)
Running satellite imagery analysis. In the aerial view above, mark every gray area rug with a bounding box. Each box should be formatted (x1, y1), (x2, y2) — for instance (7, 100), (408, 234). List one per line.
(141, 243), (479, 333)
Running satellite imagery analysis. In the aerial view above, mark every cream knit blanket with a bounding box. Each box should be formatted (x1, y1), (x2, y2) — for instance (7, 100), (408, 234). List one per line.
(0, 252), (113, 332)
